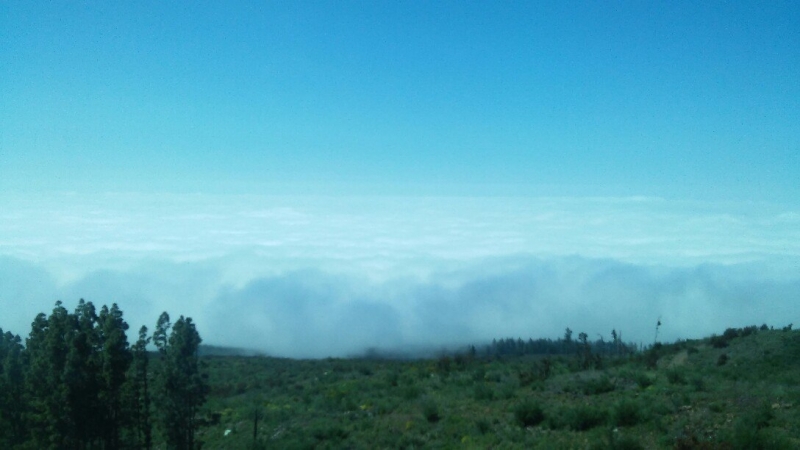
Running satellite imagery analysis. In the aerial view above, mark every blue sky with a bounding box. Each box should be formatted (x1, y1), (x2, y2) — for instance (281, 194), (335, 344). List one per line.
(2, 1), (798, 199)
(1, 2), (799, 356)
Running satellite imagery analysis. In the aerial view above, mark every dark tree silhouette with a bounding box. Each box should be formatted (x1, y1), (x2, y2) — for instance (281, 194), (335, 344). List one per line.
(0, 300), (207, 449)
(153, 313), (209, 450)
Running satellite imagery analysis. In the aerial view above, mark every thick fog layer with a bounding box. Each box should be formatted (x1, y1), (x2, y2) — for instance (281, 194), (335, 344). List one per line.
(1, 194), (798, 358)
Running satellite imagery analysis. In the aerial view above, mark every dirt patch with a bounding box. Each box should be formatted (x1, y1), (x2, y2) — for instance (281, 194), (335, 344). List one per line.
(667, 350), (688, 368)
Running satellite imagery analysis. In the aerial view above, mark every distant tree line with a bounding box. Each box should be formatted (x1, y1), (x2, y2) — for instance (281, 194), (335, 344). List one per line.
(480, 328), (636, 362)
(0, 300), (208, 450)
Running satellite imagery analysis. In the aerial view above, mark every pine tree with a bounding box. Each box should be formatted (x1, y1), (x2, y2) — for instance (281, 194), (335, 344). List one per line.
(4, 301), (206, 448)
(25, 302), (73, 449)
(154, 314), (209, 449)
(127, 325), (153, 449)
(0, 329), (28, 447)
(98, 303), (132, 449)
(67, 298), (102, 448)
(24, 300), (136, 449)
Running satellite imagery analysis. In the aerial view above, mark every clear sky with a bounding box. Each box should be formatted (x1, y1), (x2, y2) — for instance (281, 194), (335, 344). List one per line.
(1, 2), (799, 357)
(2, 1), (798, 199)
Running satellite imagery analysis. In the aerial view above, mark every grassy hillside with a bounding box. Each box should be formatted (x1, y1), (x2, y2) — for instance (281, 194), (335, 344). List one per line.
(197, 327), (800, 449)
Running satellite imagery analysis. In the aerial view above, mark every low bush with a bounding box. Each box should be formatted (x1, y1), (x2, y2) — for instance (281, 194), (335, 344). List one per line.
(517, 368), (538, 387)
(499, 379), (519, 399)
(591, 428), (645, 450)
(722, 327), (740, 341)
(514, 399), (545, 428)
(722, 402), (793, 449)
(311, 424), (349, 443)
(612, 399), (642, 427)
(548, 404), (608, 431)
(740, 325), (758, 337)
(473, 383), (494, 401)
(472, 366), (486, 382)
(631, 371), (654, 389)
(386, 370), (399, 387)
(710, 334), (729, 348)
(421, 397), (440, 423)
(569, 404), (608, 431)
(475, 418), (492, 434)
(402, 385), (422, 400)
(690, 375), (706, 392)
(642, 346), (661, 369)
(611, 435), (646, 450)
(666, 368), (686, 385)
(582, 376), (616, 395)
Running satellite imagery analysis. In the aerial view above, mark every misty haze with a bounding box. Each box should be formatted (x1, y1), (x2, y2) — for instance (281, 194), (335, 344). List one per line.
(1, 194), (798, 358)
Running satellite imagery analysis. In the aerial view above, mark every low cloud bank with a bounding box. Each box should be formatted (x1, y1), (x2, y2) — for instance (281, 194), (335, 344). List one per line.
(2, 254), (797, 358)
(2, 194), (798, 357)
(203, 257), (799, 357)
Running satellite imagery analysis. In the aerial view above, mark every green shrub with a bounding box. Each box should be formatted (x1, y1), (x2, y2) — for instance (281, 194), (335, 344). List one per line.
(514, 399), (545, 428)
(666, 368), (686, 385)
(612, 399), (642, 427)
(632, 371), (653, 389)
(591, 428), (645, 450)
(421, 397), (440, 423)
(473, 383), (494, 401)
(529, 379), (545, 391)
(311, 424), (349, 442)
(472, 366), (486, 382)
(611, 436), (645, 450)
(562, 404), (607, 431)
(499, 379), (519, 399)
(517, 368), (537, 387)
(374, 398), (397, 415)
(724, 404), (792, 450)
(710, 334), (729, 348)
(475, 418), (491, 434)
(722, 327), (740, 341)
(248, 441), (268, 450)
(690, 375), (706, 392)
(402, 384), (422, 400)
(740, 325), (758, 337)
(396, 434), (425, 448)
(485, 370), (502, 383)
(582, 376), (615, 395)
(386, 370), (399, 387)
(643, 347), (660, 369)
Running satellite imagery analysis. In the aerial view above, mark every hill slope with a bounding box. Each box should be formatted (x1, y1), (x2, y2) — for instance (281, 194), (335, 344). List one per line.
(199, 327), (800, 449)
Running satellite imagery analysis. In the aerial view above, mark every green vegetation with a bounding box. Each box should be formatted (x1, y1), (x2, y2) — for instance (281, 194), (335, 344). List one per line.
(192, 324), (800, 449)
(3, 306), (800, 448)
(0, 300), (208, 449)
(112, 322), (790, 449)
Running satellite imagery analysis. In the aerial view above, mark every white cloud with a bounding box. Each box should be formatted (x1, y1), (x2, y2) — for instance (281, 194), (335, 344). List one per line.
(0, 192), (798, 356)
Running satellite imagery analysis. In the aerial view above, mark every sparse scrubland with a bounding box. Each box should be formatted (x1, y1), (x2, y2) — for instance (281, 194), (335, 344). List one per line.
(198, 324), (800, 449)
(3, 303), (800, 449)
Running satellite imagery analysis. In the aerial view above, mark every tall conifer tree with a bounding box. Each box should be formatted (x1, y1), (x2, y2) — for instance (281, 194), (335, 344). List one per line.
(127, 325), (153, 449)
(0, 329), (28, 447)
(98, 303), (132, 449)
(154, 313), (209, 450)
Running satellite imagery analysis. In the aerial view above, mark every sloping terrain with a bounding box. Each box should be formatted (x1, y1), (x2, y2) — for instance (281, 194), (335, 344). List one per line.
(199, 327), (800, 449)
